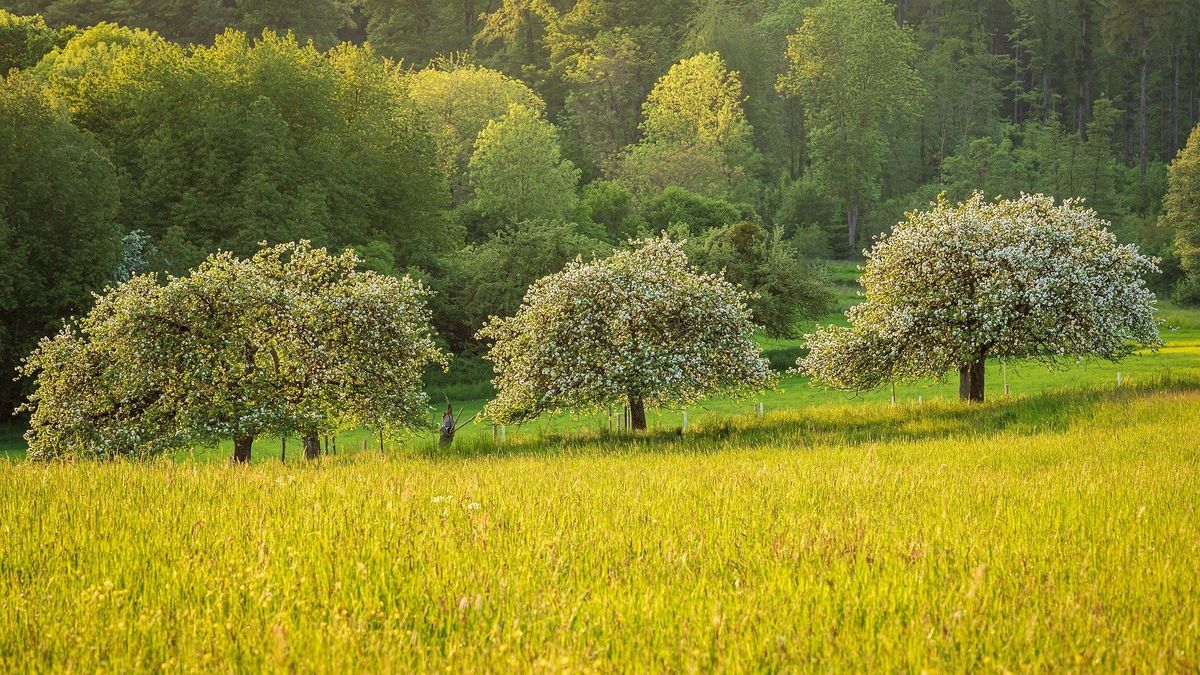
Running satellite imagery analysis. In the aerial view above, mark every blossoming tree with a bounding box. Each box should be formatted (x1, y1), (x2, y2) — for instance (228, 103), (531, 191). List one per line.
(478, 236), (776, 430)
(20, 242), (446, 461)
(798, 193), (1162, 402)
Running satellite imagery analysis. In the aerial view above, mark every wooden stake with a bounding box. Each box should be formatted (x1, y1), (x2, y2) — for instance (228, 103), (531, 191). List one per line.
(682, 410), (688, 433)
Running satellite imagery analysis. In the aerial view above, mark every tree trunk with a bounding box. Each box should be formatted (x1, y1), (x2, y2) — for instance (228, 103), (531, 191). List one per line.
(846, 199), (860, 251)
(303, 433), (321, 460)
(232, 435), (253, 464)
(440, 404), (456, 446)
(1139, 44), (1149, 178)
(1077, 0), (1092, 139)
(628, 394), (646, 431)
(957, 359), (986, 403)
(1172, 40), (1181, 157)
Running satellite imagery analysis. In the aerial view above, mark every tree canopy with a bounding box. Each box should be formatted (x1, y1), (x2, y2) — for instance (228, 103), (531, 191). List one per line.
(479, 236), (775, 429)
(466, 103), (581, 224)
(19, 242), (446, 461)
(777, 0), (922, 250)
(0, 73), (123, 417)
(799, 194), (1162, 401)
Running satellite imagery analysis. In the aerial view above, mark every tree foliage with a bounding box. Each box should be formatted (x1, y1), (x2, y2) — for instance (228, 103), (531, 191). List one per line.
(37, 28), (450, 272)
(0, 9), (72, 73)
(434, 219), (611, 349)
(688, 220), (834, 337)
(800, 194), (1161, 401)
(0, 73), (123, 417)
(466, 103), (581, 224)
(19, 242), (446, 461)
(777, 0), (923, 249)
(479, 236), (775, 428)
(1165, 125), (1200, 300)
(610, 51), (756, 204)
(405, 57), (544, 199)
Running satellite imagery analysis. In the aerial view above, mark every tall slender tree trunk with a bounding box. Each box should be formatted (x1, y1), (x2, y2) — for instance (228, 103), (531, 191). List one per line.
(232, 435), (253, 464)
(1013, 41), (1023, 124)
(1042, 68), (1051, 119)
(1172, 40), (1181, 156)
(628, 394), (646, 431)
(303, 433), (321, 460)
(846, 198), (860, 251)
(958, 359), (986, 403)
(1077, 0), (1092, 139)
(1139, 44), (1149, 178)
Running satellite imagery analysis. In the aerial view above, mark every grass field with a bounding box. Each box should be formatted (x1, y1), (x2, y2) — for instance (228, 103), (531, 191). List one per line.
(1, 380), (1198, 670)
(2, 271), (1199, 670)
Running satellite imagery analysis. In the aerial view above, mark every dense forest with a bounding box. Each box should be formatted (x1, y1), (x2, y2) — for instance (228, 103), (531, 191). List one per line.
(3, 0), (1200, 417)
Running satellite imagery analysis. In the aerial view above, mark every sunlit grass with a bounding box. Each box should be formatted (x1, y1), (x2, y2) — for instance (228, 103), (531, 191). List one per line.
(2, 381), (1198, 670)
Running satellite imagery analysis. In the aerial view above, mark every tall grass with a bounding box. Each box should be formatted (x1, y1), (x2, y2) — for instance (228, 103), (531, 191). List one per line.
(2, 383), (1197, 671)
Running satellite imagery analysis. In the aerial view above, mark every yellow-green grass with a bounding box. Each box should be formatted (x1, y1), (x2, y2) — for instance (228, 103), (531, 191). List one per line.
(1, 381), (1198, 671)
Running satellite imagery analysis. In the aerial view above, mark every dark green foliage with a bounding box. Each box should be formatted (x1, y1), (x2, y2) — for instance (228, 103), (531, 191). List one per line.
(688, 220), (833, 337)
(432, 219), (611, 350)
(642, 187), (746, 234)
(7, 0), (351, 47)
(581, 181), (644, 242)
(773, 176), (842, 257)
(0, 74), (123, 415)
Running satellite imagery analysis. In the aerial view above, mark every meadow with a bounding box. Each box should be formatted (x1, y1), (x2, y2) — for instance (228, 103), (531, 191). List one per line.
(2, 278), (1199, 671)
(1, 380), (1198, 671)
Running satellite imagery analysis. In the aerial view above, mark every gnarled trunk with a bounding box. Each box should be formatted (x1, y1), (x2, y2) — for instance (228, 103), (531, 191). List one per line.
(303, 433), (321, 460)
(232, 435), (253, 464)
(958, 358), (985, 402)
(440, 404), (456, 446)
(628, 394), (647, 431)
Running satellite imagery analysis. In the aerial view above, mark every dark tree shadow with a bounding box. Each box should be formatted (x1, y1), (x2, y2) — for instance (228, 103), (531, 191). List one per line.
(419, 376), (1200, 462)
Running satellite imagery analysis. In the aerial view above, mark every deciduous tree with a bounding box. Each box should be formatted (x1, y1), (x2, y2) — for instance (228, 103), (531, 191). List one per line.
(0, 74), (123, 417)
(465, 103), (580, 223)
(19, 243), (446, 461)
(405, 57), (544, 200)
(777, 0), (923, 250)
(799, 193), (1161, 401)
(479, 236), (775, 429)
(1165, 125), (1200, 300)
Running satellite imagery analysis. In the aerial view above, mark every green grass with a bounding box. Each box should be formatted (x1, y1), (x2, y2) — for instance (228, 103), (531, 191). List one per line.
(2, 271), (1198, 668)
(2, 380), (1198, 670)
